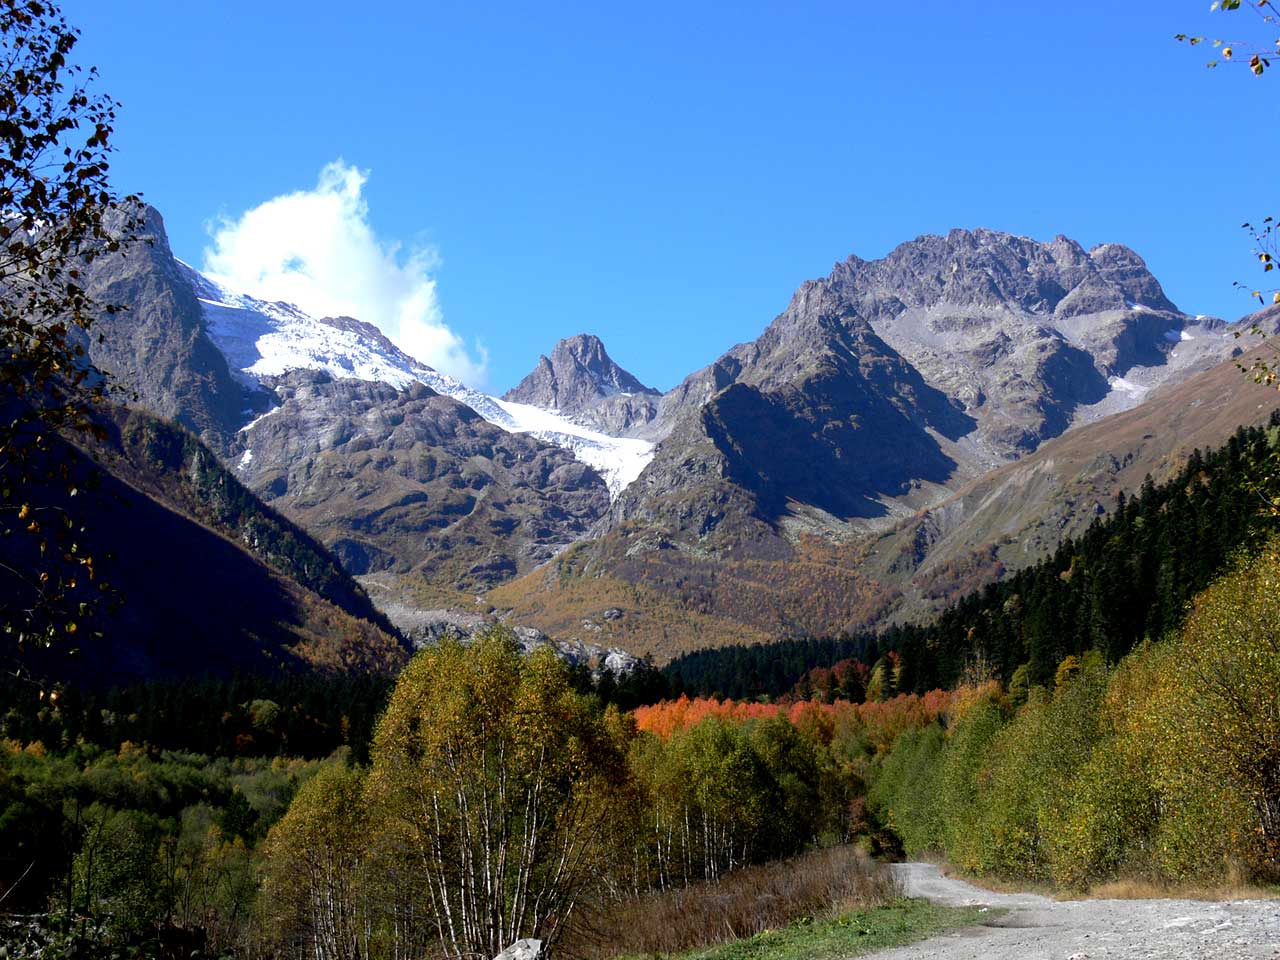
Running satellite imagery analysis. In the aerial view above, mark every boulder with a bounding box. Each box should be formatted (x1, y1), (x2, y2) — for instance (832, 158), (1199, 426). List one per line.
(493, 939), (543, 960)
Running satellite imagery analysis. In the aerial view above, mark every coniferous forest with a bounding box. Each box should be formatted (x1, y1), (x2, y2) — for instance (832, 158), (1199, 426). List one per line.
(664, 415), (1280, 701)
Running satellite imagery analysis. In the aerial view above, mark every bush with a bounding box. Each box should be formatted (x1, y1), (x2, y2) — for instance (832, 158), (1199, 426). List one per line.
(565, 845), (897, 960)
(1042, 645), (1165, 889)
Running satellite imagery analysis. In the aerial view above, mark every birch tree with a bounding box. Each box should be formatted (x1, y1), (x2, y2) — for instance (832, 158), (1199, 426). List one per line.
(262, 763), (387, 960)
(365, 630), (628, 960)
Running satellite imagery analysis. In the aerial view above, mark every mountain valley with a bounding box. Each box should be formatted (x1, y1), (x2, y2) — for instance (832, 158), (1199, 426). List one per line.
(73, 209), (1280, 664)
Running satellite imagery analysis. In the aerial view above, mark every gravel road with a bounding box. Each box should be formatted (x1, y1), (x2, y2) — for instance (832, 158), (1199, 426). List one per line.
(874, 862), (1280, 960)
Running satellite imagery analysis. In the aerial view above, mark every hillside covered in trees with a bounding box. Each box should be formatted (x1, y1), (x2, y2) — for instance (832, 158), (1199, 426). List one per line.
(663, 414), (1280, 701)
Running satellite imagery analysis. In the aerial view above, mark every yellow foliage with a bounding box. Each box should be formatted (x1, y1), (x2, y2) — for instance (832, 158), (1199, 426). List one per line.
(871, 536), (1280, 888)
(1147, 541), (1280, 879)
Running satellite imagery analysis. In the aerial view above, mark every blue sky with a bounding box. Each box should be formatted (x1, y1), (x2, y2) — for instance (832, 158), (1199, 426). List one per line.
(66, 1), (1279, 391)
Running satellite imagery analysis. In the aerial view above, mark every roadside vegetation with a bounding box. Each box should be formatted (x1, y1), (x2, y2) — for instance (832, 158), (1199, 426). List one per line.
(870, 538), (1280, 891)
(605, 900), (988, 960)
(6, 416), (1280, 956)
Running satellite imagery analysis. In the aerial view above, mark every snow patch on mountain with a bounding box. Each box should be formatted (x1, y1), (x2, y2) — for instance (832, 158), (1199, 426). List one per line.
(1109, 376), (1147, 397)
(185, 263), (431, 390)
(183, 262), (653, 496)
(488, 399), (654, 495)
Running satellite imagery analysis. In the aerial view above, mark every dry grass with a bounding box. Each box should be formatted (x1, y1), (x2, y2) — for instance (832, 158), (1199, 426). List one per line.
(564, 846), (900, 960)
(1087, 870), (1280, 903)
(939, 861), (1280, 903)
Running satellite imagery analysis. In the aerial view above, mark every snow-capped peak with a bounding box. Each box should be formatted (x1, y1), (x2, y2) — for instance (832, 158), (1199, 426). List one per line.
(183, 262), (653, 496)
(185, 264), (434, 390)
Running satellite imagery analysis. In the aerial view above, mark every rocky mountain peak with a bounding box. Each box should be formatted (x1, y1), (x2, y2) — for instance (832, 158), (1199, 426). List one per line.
(785, 229), (1220, 453)
(823, 228), (1183, 322)
(1087, 242), (1178, 313)
(505, 334), (656, 415)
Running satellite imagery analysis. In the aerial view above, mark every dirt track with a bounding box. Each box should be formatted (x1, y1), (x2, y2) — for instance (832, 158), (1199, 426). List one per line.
(876, 862), (1280, 959)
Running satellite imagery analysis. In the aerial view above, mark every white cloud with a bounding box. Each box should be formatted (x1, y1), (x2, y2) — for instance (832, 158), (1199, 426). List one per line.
(202, 160), (488, 386)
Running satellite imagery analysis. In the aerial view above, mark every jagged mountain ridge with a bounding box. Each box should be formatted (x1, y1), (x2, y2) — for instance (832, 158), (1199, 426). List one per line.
(605, 229), (1239, 544)
(77, 208), (1267, 662)
(489, 230), (1263, 658)
(831, 231), (1231, 450)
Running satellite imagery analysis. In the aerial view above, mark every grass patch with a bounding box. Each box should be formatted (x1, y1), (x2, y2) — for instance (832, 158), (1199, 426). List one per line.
(623, 899), (989, 960)
(565, 846), (991, 960)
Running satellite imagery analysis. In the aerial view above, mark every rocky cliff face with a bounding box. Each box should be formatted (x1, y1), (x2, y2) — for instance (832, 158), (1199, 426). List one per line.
(614, 292), (978, 540)
(505, 334), (661, 434)
(77, 206), (255, 454)
(493, 230), (1252, 659)
(236, 371), (611, 601)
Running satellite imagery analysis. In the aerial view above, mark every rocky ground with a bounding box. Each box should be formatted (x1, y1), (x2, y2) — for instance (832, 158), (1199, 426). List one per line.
(881, 862), (1280, 960)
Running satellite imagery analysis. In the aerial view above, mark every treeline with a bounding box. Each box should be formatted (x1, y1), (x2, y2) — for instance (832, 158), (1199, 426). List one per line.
(0, 671), (394, 763)
(0, 663), (666, 768)
(870, 537), (1280, 885)
(565, 657), (672, 711)
(665, 416), (1280, 699)
(663, 636), (877, 701)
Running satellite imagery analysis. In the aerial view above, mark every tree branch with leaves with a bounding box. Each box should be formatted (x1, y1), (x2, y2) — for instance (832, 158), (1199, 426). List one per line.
(0, 0), (141, 671)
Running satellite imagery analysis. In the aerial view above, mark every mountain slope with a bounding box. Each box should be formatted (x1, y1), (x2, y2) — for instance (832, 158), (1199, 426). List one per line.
(490, 231), (1268, 660)
(599, 231), (1240, 559)
(78, 213), (1271, 663)
(235, 370), (610, 604)
(75, 217), (638, 616)
(863, 342), (1280, 623)
(492, 349), (1280, 660)
(3, 407), (408, 685)
(100, 406), (394, 632)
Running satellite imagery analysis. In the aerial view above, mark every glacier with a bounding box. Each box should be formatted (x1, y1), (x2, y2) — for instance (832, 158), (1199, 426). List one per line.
(181, 263), (653, 497)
